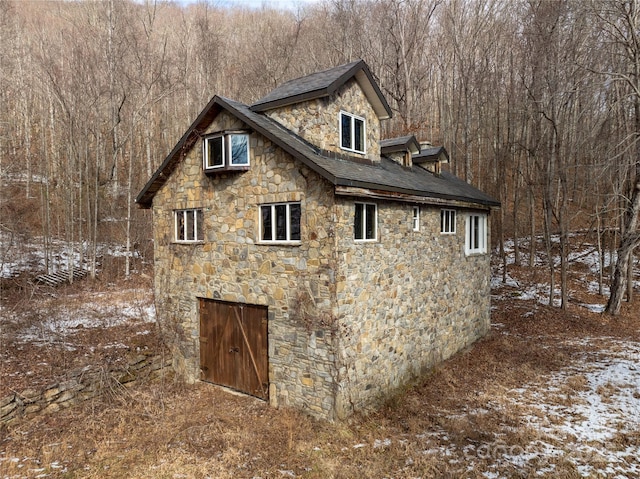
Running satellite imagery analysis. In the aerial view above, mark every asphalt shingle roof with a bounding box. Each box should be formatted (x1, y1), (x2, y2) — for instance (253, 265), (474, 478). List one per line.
(136, 61), (498, 209)
(380, 135), (420, 154)
(221, 99), (498, 206)
(251, 62), (359, 109)
(413, 145), (450, 163)
(251, 60), (393, 120)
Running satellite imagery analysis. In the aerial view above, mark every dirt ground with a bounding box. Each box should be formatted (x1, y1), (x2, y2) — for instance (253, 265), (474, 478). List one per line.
(1, 261), (639, 478)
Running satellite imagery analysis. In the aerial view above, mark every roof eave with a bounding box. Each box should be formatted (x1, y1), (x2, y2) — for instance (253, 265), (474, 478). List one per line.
(333, 180), (501, 208)
(216, 97), (338, 185)
(413, 146), (450, 164)
(353, 67), (392, 120)
(136, 95), (345, 209)
(334, 184), (500, 209)
(136, 95), (222, 208)
(250, 87), (329, 113)
(380, 135), (420, 155)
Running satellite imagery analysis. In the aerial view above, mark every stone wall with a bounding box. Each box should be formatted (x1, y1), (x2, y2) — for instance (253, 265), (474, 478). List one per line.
(0, 352), (172, 424)
(331, 200), (491, 418)
(264, 79), (381, 162)
(152, 109), (341, 418)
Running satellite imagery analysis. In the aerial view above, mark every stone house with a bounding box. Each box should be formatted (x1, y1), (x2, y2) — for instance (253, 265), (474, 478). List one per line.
(136, 60), (500, 420)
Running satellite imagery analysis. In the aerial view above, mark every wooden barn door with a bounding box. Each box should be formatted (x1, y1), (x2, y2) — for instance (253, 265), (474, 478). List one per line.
(199, 298), (268, 399)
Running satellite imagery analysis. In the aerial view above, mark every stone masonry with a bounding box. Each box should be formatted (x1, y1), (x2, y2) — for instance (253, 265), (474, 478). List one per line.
(148, 77), (493, 421)
(265, 79), (381, 163)
(153, 110), (340, 418)
(1, 352), (172, 424)
(332, 198), (490, 416)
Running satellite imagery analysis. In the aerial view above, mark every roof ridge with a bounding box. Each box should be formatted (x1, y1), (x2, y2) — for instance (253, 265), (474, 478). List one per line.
(250, 59), (392, 120)
(250, 60), (364, 109)
(262, 60), (362, 92)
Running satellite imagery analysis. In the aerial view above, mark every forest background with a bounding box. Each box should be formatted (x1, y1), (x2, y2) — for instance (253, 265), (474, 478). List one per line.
(1, 0), (639, 314)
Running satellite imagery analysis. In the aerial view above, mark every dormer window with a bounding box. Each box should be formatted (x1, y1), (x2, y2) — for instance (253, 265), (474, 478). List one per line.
(203, 132), (250, 173)
(340, 111), (366, 154)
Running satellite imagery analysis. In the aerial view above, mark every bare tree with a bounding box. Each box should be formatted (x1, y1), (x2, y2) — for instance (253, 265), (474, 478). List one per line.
(1, 0), (636, 300)
(595, 0), (640, 315)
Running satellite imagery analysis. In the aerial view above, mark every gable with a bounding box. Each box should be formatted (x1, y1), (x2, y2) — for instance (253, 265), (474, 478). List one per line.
(263, 79), (382, 162)
(136, 96), (330, 208)
(251, 60), (392, 120)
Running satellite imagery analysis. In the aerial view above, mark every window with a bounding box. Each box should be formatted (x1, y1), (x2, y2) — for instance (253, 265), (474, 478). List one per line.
(175, 209), (204, 243)
(260, 203), (301, 243)
(441, 209), (456, 234)
(203, 133), (250, 171)
(465, 213), (487, 255)
(354, 202), (377, 241)
(412, 206), (420, 231)
(205, 136), (224, 168)
(340, 111), (366, 154)
(229, 135), (249, 166)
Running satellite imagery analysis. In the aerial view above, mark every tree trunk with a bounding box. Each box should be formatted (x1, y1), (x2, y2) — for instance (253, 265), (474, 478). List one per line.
(606, 182), (640, 314)
(627, 251), (634, 301)
(529, 186), (536, 268)
(596, 206), (604, 296)
(125, 121), (134, 278)
(513, 154), (521, 267)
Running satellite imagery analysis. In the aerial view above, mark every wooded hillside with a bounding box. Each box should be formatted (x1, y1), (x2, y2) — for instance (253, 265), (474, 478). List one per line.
(0, 0), (638, 314)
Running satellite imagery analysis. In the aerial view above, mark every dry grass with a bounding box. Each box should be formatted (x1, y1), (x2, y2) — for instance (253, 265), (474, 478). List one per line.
(0, 278), (159, 398)
(1, 264), (639, 477)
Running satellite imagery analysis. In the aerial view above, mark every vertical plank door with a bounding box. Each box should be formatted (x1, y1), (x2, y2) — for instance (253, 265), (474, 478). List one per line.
(199, 298), (268, 399)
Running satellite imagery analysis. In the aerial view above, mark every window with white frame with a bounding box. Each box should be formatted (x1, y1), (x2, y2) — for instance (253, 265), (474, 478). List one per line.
(260, 203), (301, 243)
(340, 111), (366, 154)
(412, 206), (420, 231)
(175, 209), (204, 243)
(203, 133), (249, 171)
(465, 213), (487, 255)
(354, 202), (377, 241)
(441, 209), (456, 234)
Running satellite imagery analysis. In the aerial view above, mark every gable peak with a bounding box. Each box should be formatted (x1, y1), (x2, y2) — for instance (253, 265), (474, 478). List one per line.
(251, 60), (392, 120)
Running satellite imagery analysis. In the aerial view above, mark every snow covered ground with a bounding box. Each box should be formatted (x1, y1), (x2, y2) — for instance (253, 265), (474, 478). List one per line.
(465, 339), (640, 477)
(14, 290), (156, 348)
(492, 236), (640, 310)
(334, 337), (640, 478)
(481, 237), (640, 477)
(0, 285), (158, 400)
(0, 232), (142, 280)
